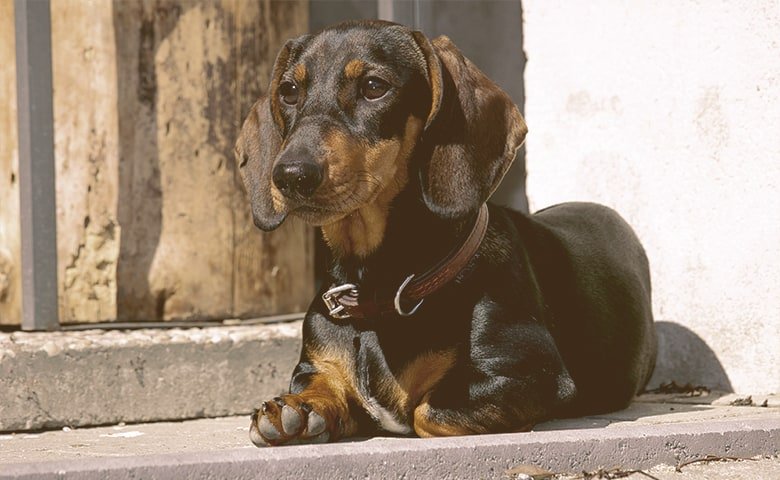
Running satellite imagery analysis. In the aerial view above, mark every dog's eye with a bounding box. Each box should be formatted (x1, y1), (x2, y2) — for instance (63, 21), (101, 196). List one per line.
(279, 81), (299, 105)
(360, 77), (390, 101)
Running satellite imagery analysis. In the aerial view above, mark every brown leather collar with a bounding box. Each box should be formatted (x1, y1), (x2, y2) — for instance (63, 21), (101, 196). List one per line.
(321, 203), (489, 320)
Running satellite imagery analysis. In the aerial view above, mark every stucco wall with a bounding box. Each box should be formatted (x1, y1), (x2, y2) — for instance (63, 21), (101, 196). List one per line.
(523, 1), (780, 393)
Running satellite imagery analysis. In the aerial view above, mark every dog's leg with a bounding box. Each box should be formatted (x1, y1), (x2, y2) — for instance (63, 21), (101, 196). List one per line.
(412, 315), (577, 438)
(250, 354), (360, 446)
(412, 366), (575, 437)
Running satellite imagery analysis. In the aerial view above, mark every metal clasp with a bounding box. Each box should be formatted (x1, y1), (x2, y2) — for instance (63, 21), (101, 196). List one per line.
(322, 283), (358, 319)
(394, 274), (424, 316)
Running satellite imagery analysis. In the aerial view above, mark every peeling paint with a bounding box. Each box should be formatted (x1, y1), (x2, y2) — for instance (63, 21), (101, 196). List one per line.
(0, 249), (12, 303)
(62, 221), (120, 322)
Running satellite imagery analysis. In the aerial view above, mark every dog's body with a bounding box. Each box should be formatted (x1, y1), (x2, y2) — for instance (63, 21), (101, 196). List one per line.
(236, 20), (656, 445)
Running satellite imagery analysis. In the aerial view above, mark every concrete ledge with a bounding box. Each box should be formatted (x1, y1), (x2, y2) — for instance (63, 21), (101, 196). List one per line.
(0, 321), (302, 431)
(5, 320), (775, 435)
(2, 321), (778, 478)
(1, 404), (778, 479)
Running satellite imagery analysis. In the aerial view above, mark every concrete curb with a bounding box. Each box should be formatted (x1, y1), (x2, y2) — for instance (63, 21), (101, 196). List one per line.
(2, 417), (779, 479)
(0, 322), (302, 431)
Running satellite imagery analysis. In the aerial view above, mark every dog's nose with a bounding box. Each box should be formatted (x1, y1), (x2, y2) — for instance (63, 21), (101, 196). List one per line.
(272, 161), (323, 198)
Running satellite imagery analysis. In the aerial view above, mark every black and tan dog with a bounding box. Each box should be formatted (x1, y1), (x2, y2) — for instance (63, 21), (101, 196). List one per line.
(235, 20), (656, 446)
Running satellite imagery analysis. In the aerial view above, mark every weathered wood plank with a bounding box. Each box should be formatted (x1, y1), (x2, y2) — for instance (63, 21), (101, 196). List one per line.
(51, 0), (120, 323)
(0, 0), (22, 325)
(115, 0), (236, 321)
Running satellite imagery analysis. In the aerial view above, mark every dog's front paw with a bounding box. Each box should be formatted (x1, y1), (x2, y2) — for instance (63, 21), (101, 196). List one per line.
(249, 395), (330, 447)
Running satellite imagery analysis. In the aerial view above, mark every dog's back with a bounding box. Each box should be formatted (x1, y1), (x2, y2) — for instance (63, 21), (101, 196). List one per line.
(515, 202), (657, 415)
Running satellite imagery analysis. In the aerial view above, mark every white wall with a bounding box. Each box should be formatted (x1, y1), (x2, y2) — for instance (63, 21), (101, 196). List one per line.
(523, 1), (780, 393)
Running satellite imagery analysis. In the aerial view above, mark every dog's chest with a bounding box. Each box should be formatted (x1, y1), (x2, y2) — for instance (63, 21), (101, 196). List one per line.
(353, 331), (413, 435)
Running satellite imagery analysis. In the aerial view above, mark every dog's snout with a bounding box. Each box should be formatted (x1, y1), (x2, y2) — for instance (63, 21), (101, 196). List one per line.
(272, 161), (323, 198)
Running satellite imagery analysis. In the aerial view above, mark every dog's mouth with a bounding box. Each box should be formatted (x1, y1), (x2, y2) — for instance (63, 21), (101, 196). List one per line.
(288, 192), (373, 226)
(290, 204), (344, 225)
(284, 175), (387, 226)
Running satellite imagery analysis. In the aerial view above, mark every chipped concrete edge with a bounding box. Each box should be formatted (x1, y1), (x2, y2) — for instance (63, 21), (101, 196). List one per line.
(2, 417), (779, 480)
(0, 321), (303, 431)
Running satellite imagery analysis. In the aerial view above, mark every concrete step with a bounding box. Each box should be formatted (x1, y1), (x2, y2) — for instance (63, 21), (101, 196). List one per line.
(2, 318), (775, 435)
(0, 320), (302, 432)
(1, 397), (778, 479)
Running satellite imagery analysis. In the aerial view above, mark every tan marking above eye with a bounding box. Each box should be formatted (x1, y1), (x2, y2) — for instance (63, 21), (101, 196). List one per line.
(293, 63), (307, 84)
(344, 59), (366, 80)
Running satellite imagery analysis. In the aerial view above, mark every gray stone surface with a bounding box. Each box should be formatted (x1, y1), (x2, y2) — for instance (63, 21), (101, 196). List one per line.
(558, 456), (780, 480)
(1, 398), (778, 479)
(0, 322), (302, 431)
(3, 320), (779, 437)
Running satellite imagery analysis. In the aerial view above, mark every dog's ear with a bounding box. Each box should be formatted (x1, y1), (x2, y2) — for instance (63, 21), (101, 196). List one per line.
(235, 97), (287, 231)
(412, 34), (527, 219)
(236, 34), (312, 231)
(269, 35), (312, 136)
(411, 32), (444, 131)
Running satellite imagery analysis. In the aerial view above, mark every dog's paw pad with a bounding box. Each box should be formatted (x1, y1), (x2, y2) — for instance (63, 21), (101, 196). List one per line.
(250, 396), (333, 447)
(306, 410), (326, 436)
(281, 405), (303, 435)
(257, 414), (283, 441)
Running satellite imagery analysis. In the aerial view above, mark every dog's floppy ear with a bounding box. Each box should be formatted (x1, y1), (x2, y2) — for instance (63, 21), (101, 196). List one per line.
(235, 97), (287, 231)
(411, 32), (443, 131)
(412, 34), (528, 219)
(236, 34), (312, 231)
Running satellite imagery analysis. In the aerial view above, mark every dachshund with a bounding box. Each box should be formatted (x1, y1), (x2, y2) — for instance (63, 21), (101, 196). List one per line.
(235, 20), (657, 446)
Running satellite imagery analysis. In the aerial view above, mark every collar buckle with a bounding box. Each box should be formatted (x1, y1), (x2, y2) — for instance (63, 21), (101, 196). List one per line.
(322, 283), (358, 319)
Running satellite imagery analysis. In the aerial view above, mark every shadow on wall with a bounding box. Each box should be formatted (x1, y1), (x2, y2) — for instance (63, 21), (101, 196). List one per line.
(647, 321), (733, 392)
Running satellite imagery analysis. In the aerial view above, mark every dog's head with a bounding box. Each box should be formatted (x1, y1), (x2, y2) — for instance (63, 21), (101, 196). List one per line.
(236, 20), (526, 232)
